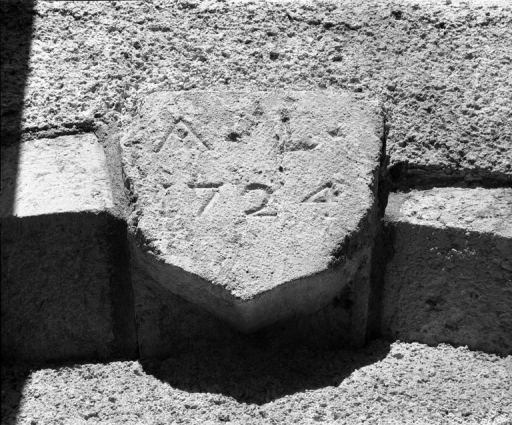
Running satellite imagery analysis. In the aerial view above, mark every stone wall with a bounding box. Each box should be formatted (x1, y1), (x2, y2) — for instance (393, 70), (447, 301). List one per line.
(1, 0), (511, 362)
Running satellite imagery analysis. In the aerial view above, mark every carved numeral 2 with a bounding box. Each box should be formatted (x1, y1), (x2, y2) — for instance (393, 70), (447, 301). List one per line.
(243, 183), (277, 217)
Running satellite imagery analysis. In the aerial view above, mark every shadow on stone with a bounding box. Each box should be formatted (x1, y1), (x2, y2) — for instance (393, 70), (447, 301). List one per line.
(380, 221), (512, 356)
(132, 255), (390, 404)
(131, 243), (375, 359)
(141, 338), (390, 405)
(1, 2), (35, 422)
(1, 212), (138, 363)
(0, 0), (35, 213)
(0, 363), (32, 425)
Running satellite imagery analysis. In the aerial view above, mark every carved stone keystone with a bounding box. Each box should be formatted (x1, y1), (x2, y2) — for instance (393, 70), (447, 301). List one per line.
(123, 91), (383, 334)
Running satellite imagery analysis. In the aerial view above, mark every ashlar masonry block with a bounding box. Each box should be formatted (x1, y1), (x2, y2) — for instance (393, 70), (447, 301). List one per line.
(382, 188), (512, 355)
(123, 91), (383, 340)
(1, 133), (137, 362)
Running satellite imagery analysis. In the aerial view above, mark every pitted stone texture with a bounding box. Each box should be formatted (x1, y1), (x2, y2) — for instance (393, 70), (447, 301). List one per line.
(1, 133), (113, 217)
(382, 188), (512, 355)
(1, 133), (137, 361)
(124, 91), (382, 333)
(1, 133), (113, 218)
(396, 188), (512, 237)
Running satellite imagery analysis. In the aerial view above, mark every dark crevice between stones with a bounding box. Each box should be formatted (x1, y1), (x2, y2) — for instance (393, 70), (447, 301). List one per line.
(120, 153), (145, 360)
(95, 124), (141, 360)
(106, 216), (140, 361)
(366, 107), (392, 342)
(367, 216), (397, 343)
(18, 119), (98, 143)
(388, 162), (512, 192)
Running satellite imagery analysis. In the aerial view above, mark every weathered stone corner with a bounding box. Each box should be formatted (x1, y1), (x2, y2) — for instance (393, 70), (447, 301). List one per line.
(382, 188), (512, 356)
(1, 134), (138, 362)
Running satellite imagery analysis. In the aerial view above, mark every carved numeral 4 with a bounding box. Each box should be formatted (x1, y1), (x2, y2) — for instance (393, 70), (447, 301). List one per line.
(303, 183), (340, 203)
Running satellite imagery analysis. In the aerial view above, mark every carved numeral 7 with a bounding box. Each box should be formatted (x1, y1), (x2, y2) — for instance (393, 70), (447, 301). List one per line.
(188, 183), (223, 215)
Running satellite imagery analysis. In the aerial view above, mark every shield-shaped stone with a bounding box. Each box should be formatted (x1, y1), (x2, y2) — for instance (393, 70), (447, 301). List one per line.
(123, 91), (383, 334)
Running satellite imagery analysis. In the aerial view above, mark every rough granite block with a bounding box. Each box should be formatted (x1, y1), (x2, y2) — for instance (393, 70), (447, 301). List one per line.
(1, 133), (137, 362)
(382, 188), (512, 355)
(123, 90), (383, 340)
